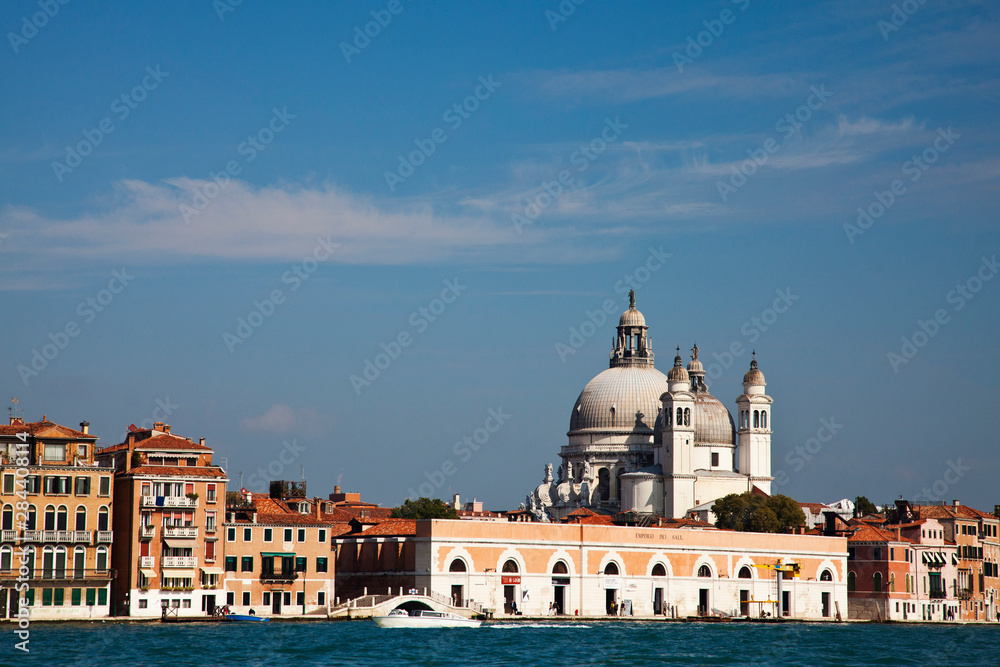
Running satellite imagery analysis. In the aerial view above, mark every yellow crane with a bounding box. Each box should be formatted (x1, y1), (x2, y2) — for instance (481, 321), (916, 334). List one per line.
(749, 561), (799, 618)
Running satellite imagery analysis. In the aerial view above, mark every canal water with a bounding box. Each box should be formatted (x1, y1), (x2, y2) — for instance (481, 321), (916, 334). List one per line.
(7, 619), (999, 666)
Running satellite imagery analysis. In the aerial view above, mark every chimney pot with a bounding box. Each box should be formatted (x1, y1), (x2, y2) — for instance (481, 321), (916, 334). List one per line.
(953, 499), (960, 508)
(199, 437), (205, 446)
(80, 421), (90, 434)
(334, 485), (341, 495)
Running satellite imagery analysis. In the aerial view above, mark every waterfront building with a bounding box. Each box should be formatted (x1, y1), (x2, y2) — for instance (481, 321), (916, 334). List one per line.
(526, 292), (772, 521)
(334, 518), (847, 619)
(0, 416), (114, 620)
(95, 423), (228, 618)
(221, 483), (351, 617)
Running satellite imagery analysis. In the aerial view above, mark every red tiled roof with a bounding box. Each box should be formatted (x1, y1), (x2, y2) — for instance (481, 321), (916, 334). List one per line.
(357, 519), (417, 537)
(128, 465), (227, 478)
(566, 507), (598, 517)
(848, 524), (910, 543)
(135, 434), (210, 451)
(0, 421), (95, 439)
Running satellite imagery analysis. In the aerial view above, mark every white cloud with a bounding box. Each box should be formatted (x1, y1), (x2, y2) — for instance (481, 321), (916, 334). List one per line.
(239, 403), (335, 438)
(837, 115), (917, 137)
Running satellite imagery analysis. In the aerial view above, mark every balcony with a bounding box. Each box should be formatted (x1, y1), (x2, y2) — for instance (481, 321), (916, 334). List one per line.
(0, 569), (112, 582)
(162, 556), (197, 567)
(141, 495), (199, 509)
(139, 556), (155, 568)
(260, 571), (298, 583)
(1, 529), (18, 542)
(930, 590), (948, 599)
(96, 531), (114, 543)
(140, 525), (155, 540)
(163, 527), (199, 539)
(22, 530), (41, 542)
(72, 530), (92, 543)
(42, 530), (75, 542)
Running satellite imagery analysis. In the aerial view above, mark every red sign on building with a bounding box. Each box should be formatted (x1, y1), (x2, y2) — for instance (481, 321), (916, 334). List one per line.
(501, 576), (521, 585)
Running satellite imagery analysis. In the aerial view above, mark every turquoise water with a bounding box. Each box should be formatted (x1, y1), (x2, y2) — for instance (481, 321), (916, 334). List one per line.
(5, 620), (999, 666)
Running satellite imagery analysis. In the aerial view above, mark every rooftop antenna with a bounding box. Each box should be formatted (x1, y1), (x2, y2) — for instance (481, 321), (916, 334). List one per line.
(300, 465), (305, 481)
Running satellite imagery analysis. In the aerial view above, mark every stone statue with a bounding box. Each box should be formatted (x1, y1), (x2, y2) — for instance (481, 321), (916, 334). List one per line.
(691, 343), (699, 360)
(628, 289), (635, 308)
(543, 463), (553, 483)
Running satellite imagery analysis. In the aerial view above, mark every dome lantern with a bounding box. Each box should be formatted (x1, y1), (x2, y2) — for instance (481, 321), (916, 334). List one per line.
(609, 290), (654, 369)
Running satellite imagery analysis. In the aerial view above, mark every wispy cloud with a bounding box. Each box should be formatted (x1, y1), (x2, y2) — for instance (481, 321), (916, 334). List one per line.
(239, 403), (335, 438)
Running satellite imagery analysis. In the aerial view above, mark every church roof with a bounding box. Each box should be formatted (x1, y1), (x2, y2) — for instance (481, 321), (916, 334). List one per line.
(569, 365), (669, 434)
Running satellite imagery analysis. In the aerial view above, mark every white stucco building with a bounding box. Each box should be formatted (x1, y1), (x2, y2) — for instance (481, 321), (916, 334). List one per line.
(527, 292), (773, 520)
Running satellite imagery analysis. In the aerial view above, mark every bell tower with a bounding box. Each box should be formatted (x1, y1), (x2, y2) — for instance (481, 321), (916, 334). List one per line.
(736, 353), (773, 494)
(661, 348), (696, 518)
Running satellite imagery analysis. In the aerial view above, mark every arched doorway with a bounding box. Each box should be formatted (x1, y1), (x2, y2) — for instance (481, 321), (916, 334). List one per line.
(737, 566), (752, 615)
(502, 559), (520, 614)
(448, 558), (467, 607)
(604, 562), (620, 615)
(697, 564), (712, 616)
(651, 563), (666, 615)
(551, 561), (569, 614)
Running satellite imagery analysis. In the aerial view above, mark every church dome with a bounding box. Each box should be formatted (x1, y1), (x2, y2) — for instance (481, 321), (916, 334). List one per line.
(666, 352), (689, 383)
(692, 393), (736, 445)
(619, 306), (646, 328)
(743, 357), (766, 385)
(569, 366), (669, 434)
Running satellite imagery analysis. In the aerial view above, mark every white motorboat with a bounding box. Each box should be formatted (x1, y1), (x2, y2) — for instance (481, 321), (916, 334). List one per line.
(373, 608), (482, 628)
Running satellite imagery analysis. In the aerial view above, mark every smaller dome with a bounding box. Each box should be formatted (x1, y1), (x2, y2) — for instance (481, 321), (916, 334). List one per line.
(667, 351), (689, 382)
(743, 356), (766, 385)
(687, 343), (704, 373)
(619, 306), (646, 328)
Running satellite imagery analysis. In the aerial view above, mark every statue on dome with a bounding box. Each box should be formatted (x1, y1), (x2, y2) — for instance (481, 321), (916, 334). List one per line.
(628, 289), (635, 308)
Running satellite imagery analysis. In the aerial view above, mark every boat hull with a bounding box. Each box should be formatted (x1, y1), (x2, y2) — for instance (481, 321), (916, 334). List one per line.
(224, 614), (270, 622)
(373, 615), (481, 628)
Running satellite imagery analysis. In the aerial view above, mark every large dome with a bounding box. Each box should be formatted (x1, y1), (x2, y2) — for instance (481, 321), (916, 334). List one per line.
(569, 366), (669, 434)
(692, 392), (736, 445)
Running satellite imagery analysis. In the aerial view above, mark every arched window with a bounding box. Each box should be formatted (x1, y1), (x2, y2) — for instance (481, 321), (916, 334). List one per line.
(0, 545), (11, 571)
(847, 571), (856, 591)
(74, 546), (86, 578)
(761, 411), (767, 429)
(753, 410), (759, 428)
(651, 563), (666, 577)
(698, 564), (712, 578)
(873, 572), (882, 592)
(449, 558), (467, 572)
(56, 505), (68, 531)
(26, 505), (36, 530)
(1, 504), (12, 531)
(820, 569), (833, 581)
(42, 546), (54, 578)
(98, 507), (109, 532)
(889, 573), (895, 592)
(96, 546), (108, 572)
(604, 562), (619, 576)
(502, 559), (519, 573)
(553, 561), (569, 575)
(905, 574), (911, 593)
(738, 566), (752, 579)
(54, 546), (67, 578)
(683, 408), (690, 426)
(44, 505), (56, 531)
(75, 506), (87, 531)
(597, 468), (610, 501)
(676, 408), (683, 426)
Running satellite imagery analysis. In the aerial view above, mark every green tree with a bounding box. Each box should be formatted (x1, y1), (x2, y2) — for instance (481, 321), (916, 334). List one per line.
(854, 496), (878, 517)
(711, 493), (805, 533)
(391, 497), (459, 520)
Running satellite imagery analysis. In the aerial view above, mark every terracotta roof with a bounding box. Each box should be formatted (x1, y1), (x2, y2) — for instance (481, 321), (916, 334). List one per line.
(0, 421), (95, 439)
(356, 519), (417, 537)
(915, 504), (996, 521)
(128, 465), (227, 478)
(566, 507), (599, 517)
(135, 434), (210, 451)
(848, 524), (910, 543)
(96, 442), (129, 454)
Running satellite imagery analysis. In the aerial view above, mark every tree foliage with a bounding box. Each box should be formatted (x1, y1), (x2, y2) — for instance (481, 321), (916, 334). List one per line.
(854, 496), (879, 517)
(391, 497), (459, 520)
(712, 493), (806, 533)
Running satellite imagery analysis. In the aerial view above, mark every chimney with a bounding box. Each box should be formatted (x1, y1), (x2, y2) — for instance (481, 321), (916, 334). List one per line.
(453, 493), (461, 510)
(314, 498), (322, 520)
(334, 485), (341, 495)
(895, 526), (901, 541)
(199, 437), (205, 446)
(80, 421), (90, 434)
(163, 424), (171, 434)
(153, 422), (165, 431)
(953, 499), (960, 508)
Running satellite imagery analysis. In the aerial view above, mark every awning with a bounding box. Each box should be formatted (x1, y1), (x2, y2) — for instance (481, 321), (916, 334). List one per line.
(162, 539), (199, 549)
(952, 554), (959, 565)
(922, 552), (930, 564)
(936, 553), (946, 565)
(139, 568), (158, 579)
(200, 567), (225, 575)
(160, 568), (196, 578)
(260, 552), (295, 558)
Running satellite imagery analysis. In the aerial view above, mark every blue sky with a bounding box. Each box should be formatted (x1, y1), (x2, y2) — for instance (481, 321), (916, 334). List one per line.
(2, 1), (998, 511)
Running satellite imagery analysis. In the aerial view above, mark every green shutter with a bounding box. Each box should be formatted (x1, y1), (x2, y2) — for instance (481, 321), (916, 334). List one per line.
(42, 588), (52, 606)
(98, 588), (107, 605)
(86, 588), (96, 605)
(71, 588), (82, 605)
(26, 589), (34, 605)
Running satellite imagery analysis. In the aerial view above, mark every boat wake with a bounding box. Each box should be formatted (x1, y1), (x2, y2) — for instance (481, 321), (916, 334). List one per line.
(486, 623), (593, 629)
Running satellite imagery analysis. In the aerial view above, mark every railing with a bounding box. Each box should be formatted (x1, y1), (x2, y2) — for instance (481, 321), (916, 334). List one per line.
(959, 588), (973, 599)
(139, 556), (155, 568)
(0, 569), (112, 581)
(162, 556), (197, 567)
(140, 525), (155, 539)
(72, 530), (92, 543)
(141, 496), (199, 508)
(1, 529), (18, 542)
(163, 527), (199, 538)
(40, 530), (75, 542)
(96, 531), (114, 543)
(929, 590), (947, 599)
(260, 571), (298, 583)
(22, 530), (41, 542)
